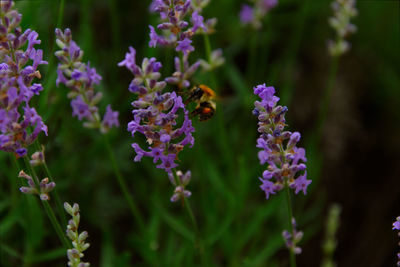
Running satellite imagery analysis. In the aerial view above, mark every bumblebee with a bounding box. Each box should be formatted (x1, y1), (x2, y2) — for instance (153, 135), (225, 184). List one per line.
(185, 84), (216, 121)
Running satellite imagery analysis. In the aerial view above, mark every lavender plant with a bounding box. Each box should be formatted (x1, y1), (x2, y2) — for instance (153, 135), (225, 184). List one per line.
(119, 47), (195, 174)
(168, 170), (192, 202)
(321, 204), (341, 267)
(239, 0), (278, 29)
(54, 28), (119, 133)
(149, 0), (223, 90)
(64, 202), (90, 267)
(0, 0), (71, 249)
(328, 0), (357, 57)
(54, 28), (144, 230)
(0, 0), (48, 157)
(253, 84), (311, 199)
(18, 170), (55, 200)
(282, 218), (303, 255)
(393, 217), (400, 266)
(253, 84), (311, 266)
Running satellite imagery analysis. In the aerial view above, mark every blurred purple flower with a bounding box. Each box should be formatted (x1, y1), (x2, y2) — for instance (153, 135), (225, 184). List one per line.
(55, 28), (119, 133)
(282, 218), (303, 255)
(239, 0), (278, 29)
(239, 4), (254, 24)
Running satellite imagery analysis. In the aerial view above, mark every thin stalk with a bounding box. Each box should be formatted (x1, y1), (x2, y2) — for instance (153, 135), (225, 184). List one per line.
(171, 170), (205, 264)
(9, 154), (19, 209)
(33, 140), (68, 227)
(314, 56), (340, 144)
(41, 0), (66, 107)
(274, 0), (310, 106)
(42, 159), (68, 227)
(284, 185), (296, 267)
(202, 34), (217, 89)
(102, 134), (145, 230)
(246, 30), (259, 83)
(22, 156), (70, 249)
(202, 34), (234, 180)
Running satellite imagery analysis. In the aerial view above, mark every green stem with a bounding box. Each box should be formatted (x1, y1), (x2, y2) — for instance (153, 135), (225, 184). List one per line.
(40, 0), (65, 111)
(56, 0), (65, 29)
(202, 34), (234, 181)
(22, 156), (70, 249)
(33, 140), (68, 228)
(9, 154), (19, 209)
(315, 57), (340, 143)
(171, 170), (205, 265)
(246, 30), (259, 83)
(102, 134), (145, 230)
(42, 160), (68, 227)
(202, 34), (217, 89)
(274, 0), (310, 106)
(284, 185), (296, 267)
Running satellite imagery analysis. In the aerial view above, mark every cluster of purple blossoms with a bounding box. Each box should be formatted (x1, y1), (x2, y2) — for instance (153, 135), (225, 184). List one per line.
(239, 0), (278, 29)
(0, 0), (48, 157)
(282, 218), (303, 255)
(393, 217), (400, 266)
(119, 47), (195, 173)
(253, 84), (311, 199)
(149, 0), (223, 89)
(328, 0), (357, 56)
(149, 0), (215, 49)
(19, 170), (55, 201)
(54, 28), (119, 133)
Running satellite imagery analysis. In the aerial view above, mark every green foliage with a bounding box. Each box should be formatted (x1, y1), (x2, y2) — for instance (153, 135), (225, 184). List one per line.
(0, 0), (398, 266)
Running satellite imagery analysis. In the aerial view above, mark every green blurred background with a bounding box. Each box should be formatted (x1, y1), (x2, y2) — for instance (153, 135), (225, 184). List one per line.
(0, 0), (399, 266)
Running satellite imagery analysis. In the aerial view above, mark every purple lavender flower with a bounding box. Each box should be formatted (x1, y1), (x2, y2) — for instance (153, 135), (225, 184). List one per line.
(168, 170), (192, 202)
(165, 55), (200, 89)
(149, 0), (217, 48)
(148, 0), (224, 89)
(328, 0), (357, 56)
(240, 4), (254, 24)
(393, 217), (400, 230)
(30, 145), (45, 166)
(55, 28), (119, 134)
(119, 47), (195, 173)
(239, 0), (278, 29)
(176, 38), (195, 56)
(19, 170), (55, 201)
(282, 218), (303, 255)
(253, 84), (311, 199)
(0, 0), (48, 157)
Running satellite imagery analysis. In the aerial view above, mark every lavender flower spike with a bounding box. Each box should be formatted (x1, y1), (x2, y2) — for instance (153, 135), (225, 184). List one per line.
(282, 218), (303, 255)
(165, 55), (200, 89)
(0, 0), (48, 157)
(19, 170), (55, 201)
(328, 0), (357, 56)
(119, 47), (195, 173)
(168, 170), (192, 202)
(253, 84), (311, 199)
(64, 202), (90, 267)
(240, 0), (278, 29)
(149, 0), (216, 50)
(55, 28), (119, 134)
